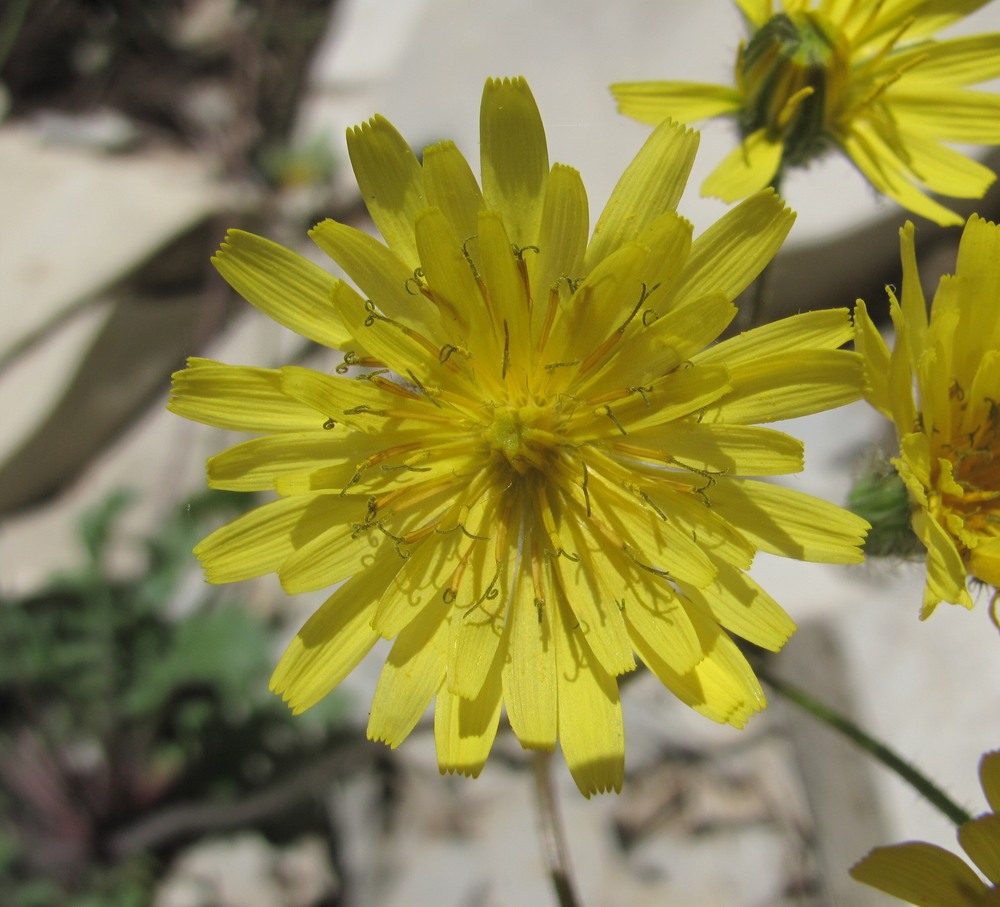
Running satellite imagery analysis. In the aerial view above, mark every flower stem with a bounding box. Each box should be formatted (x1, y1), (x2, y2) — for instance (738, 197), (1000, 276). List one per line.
(756, 662), (973, 826)
(532, 750), (583, 907)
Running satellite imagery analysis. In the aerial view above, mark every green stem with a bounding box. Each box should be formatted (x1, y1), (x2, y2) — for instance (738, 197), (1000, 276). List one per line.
(532, 750), (583, 907)
(757, 663), (972, 827)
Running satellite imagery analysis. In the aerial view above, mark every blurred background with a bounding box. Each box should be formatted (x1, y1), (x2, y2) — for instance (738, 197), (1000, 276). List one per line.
(2, 1), (1000, 904)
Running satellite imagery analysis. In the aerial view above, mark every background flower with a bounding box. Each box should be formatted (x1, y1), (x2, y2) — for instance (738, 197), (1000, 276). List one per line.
(170, 76), (868, 796)
(850, 750), (1000, 906)
(611, 0), (1000, 226)
(856, 215), (1000, 617)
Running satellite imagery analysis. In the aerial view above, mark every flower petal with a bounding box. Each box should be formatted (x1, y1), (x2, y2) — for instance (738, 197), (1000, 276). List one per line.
(480, 77), (548, 248)
(586, 118), (699, 269)
(208, 431), (368, 492)
(578, 293), (736, 401)
(477, 208), (532, 359)
(955, 214), (1000, 355)
(735, 0), (772, 27)
(367, 601), (449, 748)
(699, 349), (864, 424)
(421, 140), (485, 246)
(168, 359), (322, 433)
(413, 205), (485, 339)
(310, 219), (443, 336)
(625, 422), (804, 476)
(702, 128), (784, 203)
(871, 31), (1000, 85)
(854, 300), (894, 420)
(634, 606), (766, 727)
(705, 477), (869, 563)
(502, 551), (558, 750)
(213, 230), (357, 349)
(610, 81), (743, 125)
(347, 115), (426, 267)
(556, 242), (649, 363)
(898, 221), (928, 365)
(270, 550), (399, 714)
(981, 751), (1000, 814)
(671, 189), (794, 308)
(850, 842), (988, 907)
(679, 560), (796, 652)
(911, 508), (974, 616)
(447, 527), (509, 700)
(958, 814), (1000, 885)
(897, 132), (997, 200)
(435, 652), (504, 778)
(854, 0), (994, 48)
(614, 556), (702, 676)
(695, 308), (855, 369)
(842, 123), (964, 226)
(194, 495), (334, 584)
(642, 483), (756, 570)
(278, 365), (425, 433)
(527, 163), (590, 318)
(553, 497), (637, 677)
(277, 499), (382, 594)
(553, 594), (624, 797)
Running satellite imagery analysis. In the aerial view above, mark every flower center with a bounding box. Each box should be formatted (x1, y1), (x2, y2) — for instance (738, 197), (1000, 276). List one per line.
(483, 405), (559, 476)
(939, 396), (1000, 534)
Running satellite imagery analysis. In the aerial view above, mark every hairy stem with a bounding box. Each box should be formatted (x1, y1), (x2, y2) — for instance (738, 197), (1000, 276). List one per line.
(757, 663), (973, 827)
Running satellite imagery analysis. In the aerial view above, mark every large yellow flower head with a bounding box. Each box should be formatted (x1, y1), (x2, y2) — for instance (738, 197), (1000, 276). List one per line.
(851, 750), (1000, 905)
(170, 77), (868, 796)
(856, 215), (1000, 617)
(611, 0), (1000, 226)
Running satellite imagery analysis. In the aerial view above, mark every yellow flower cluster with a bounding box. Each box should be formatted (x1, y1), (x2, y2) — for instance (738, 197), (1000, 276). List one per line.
(169, 78), (868, 794)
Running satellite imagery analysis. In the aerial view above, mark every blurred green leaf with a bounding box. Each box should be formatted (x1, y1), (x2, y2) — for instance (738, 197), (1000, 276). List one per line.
(125, 606), (272, 716)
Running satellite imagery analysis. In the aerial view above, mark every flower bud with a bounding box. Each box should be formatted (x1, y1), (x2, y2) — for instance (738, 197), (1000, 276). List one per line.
(737, 11), (848, 166)
(848, 459), (921, 558)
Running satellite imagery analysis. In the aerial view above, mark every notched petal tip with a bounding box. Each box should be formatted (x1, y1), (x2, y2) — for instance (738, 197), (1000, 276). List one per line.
(484, 74), (531, 93)
(268, 681), (310, 717)
(346, 113), (390, 141)
(565, 753), (625, 798)
(365, 727), (403, 751)
(438, 762), (486, 779)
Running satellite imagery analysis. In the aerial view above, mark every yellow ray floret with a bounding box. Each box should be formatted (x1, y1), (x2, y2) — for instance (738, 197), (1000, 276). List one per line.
(169, 77), (867, 796)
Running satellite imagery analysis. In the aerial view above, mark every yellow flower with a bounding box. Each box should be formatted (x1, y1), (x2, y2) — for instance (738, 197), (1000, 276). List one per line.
(611, 0), (1000, 226)
(856, 215), (1000, 617)
(851, 750), (1000, 906)
(169, 77), (868, 795)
